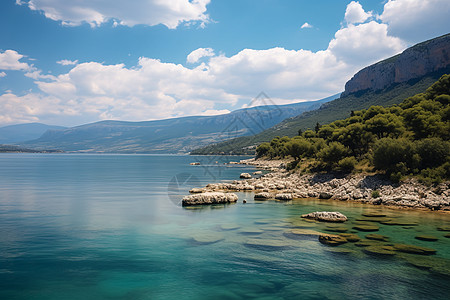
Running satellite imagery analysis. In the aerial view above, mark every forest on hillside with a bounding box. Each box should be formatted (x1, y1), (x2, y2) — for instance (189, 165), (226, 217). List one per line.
(256, 75), (450, 184)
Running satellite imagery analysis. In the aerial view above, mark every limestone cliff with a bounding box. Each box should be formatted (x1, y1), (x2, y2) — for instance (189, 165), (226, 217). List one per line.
(342, 33), (450, 96)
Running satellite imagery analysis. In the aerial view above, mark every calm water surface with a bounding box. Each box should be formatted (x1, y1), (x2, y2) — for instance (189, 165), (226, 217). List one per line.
(0, 154), (449, 299)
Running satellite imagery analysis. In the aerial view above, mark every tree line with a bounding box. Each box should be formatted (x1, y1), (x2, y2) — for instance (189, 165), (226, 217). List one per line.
(256, 74), (450, 184)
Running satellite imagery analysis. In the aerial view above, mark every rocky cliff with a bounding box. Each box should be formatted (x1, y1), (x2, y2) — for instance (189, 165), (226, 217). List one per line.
(342, 33), (450, 96)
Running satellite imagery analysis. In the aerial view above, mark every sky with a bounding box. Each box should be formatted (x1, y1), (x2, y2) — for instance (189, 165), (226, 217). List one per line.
(0, 0), (449, 127)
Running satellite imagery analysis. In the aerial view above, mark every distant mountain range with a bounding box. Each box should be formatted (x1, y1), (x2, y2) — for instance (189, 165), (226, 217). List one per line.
(192, 33), (450, 155)
(18, 95), (337, 153)
(0, 123), (66, 144)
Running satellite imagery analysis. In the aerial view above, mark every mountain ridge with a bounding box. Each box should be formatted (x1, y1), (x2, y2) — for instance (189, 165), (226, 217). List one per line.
(21, 95), (337, 153)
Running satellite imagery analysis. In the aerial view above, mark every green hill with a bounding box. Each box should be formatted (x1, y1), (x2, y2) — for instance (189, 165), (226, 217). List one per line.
(255, 74), (450, 184)
(191, 71), (448, 155)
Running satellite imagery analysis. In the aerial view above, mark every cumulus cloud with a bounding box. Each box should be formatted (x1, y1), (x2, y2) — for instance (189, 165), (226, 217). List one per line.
(344, 1), (372, 24)
(18, 0), (211, 29)
(380, 0), (450, 43)
(187, 48), (215, 64)
(300, 22), (313, 29)
(0, 50), (30, 71)
(57, 59), (78, 66)
(328, 21), (406, 64)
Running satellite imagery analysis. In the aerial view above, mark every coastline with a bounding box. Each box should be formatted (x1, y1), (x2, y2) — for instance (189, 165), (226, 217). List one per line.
(195, 158), (450, 212)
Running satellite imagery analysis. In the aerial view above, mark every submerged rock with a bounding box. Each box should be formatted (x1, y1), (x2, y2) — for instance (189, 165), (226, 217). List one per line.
(319, 234), (348, 246)
(365, 234), (389, 241)
(339, 233), (361, 242)
(352, 225), (379, 232)
(363, 245), (396, 256)
(182, 192), (238, 206)
(362, 212), (388, 217)
(301, 211), (348, 223)
(380, 220), (418, 226)
(244, 239), (292, 251)
(414, 235), (439, 242)
(393, 244), (437, 255)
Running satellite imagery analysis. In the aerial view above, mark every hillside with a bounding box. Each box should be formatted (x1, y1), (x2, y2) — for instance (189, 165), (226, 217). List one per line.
(192, 33), (450, 155)
(21, 96), (335, 153)
(0, 123), (66, 144)
(256, 74), (450, 184)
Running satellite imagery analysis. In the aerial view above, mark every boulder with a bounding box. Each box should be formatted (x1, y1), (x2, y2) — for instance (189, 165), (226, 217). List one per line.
(253, 171), (263, 175)
(301, 211), (348, 223)
(275, 193), (293, 200)
(182, 192), (238, 206)
(240, 173), (252, 179)
(319, 192), (333, 199)
(254, 192), (271, 200)
(189, 162), (200, 165)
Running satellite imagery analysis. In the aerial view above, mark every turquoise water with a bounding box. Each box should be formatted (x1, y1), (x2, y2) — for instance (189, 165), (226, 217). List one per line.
(0, 154), (449, 299)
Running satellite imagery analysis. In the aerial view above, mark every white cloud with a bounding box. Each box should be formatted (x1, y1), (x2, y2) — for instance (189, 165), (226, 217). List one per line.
(18, 0), (211, 29)
(57, 59), (78, 66)
(0, 72), (6, 78)
(328, 21), (406, 64)
(344, 1), (372, 24)
(300, 22), (313, 29)
(380, 0), (450, 43)
(187, 48), (215, 64)
(0, 50), (30, 71)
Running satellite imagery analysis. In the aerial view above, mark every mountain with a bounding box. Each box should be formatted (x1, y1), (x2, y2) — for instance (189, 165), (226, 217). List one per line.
(191, 33), (450, 155)
(0, 123), (66, 144)
(21, 95), (337, 153)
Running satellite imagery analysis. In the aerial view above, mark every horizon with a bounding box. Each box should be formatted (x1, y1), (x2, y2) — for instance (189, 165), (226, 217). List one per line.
(1, 0), (449, 127)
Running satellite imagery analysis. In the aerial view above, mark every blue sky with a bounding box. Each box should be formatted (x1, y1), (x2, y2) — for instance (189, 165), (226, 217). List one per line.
(0, 0), (449, 126)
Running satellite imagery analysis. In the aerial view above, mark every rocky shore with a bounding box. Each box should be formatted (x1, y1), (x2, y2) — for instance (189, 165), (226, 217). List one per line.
(192, 158), (450, 211)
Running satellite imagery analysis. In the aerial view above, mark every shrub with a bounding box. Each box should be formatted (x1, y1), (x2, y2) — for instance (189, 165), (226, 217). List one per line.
(338, 156), (357, 172)
(371, 190), (380, 198)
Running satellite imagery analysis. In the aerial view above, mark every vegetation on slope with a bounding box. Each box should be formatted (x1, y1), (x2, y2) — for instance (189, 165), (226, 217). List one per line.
(191, 70), (449, 155)
(256, 75), (450, 184)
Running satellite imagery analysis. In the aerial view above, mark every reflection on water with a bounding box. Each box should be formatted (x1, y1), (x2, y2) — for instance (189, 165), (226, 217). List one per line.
(0, 154), (449, 299)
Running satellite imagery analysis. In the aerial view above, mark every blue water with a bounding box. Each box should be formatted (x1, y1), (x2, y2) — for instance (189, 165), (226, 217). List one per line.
(0, 154), (449, 299)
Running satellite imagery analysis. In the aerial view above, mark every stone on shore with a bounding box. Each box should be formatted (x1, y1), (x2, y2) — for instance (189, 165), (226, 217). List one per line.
(240, 173), (252, 179)
(275, 193), (293, 200)
(253, 171), (263, 175)
(189, 188), (204, 193)
(301, 211), (348, 223)
(182, 192), (238, 206)
(254, 192), (272, 200)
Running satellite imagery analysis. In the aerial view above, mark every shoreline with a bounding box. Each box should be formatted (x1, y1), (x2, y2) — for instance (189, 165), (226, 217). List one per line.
(195, 158), (450, 212)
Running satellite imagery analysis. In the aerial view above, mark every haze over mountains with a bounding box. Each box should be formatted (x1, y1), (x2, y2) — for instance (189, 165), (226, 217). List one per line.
(15, 95), (336, 153)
